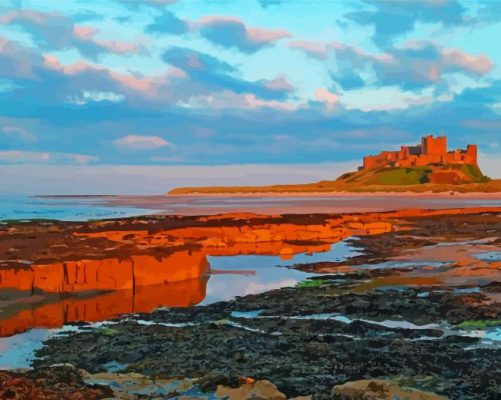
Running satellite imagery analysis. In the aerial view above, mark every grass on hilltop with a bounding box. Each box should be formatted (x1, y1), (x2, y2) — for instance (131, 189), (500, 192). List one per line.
(169, 164), (499, 195)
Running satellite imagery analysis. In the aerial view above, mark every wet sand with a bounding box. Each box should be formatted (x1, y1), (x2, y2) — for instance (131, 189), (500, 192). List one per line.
(75, 193), (501, 216)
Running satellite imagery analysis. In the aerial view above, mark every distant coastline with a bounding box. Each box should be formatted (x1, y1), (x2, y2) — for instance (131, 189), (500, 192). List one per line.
(168, 189), (501, 197)
(168, 179), (501, 195)
(36, 195), (118, 198)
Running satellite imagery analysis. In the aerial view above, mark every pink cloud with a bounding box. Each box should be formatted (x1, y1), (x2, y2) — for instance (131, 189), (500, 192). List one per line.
(247, 26), (291, 44)
(73, 26), (98, 39)
(0, 10), (144, 59)
(441, 48), (492, 75)
(114, 135), (171, 149)
(288, 40), (329, 60)
(197, 16), (291, 52)
(315, 88), (339, 109)
(263, 75), (294, 91)
(43, 52), (186, 101)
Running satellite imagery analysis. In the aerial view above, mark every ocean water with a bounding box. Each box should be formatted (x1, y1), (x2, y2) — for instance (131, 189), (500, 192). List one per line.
(1, 193), (500, 221)
(0, 195), (153, 221)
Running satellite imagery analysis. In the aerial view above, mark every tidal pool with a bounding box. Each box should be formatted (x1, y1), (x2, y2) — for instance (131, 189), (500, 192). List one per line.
(0, 240), (357, 369)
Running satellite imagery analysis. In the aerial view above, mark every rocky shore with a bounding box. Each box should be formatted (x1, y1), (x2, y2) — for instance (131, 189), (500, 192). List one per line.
(1, 209), (500, 399)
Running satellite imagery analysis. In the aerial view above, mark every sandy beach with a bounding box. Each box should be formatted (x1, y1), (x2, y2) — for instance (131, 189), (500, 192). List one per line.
(91, 192), (501, 216)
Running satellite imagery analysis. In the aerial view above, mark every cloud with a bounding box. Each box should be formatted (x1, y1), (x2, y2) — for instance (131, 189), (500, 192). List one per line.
(288, 40), (330, 61)
(161, 46), (294, 100)
(344, 0), (468, 48)
(114, 135), (171, 149)
(0, 150), (97, 164)
(370, 41), (492, 91)
(314, 88), (340, 110)
(0, 10), (144, 60)
(0, 35), (295, 117)
(292, 39), (492, 92)
(262, 75), (294, 92)
(178, 90), (297, 111)
(145, 10), (189, 35)
(1, 126), (37, 141)
(162, 46), (236, 74)
(196, 16), (291, 53)
(441, 48), (492, 75)
(475, 0), (501, 24)
(67, 90), (126, 105)
(144, 10), (291, 55)
(114, 0), (177, 9)
(0, 36), (187, 107)
(0, 35), (45, 79)
(0, 30), (499, 170)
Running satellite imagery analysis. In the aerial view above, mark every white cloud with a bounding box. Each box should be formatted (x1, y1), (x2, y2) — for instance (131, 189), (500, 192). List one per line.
(114, 135), (171, 150)
(67, 90), (125, 105)
(178, 91), (297, 111)
(243, 279), (299, 295)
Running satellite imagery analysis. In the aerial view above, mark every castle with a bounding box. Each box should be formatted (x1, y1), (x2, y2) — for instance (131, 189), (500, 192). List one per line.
(361, 135), (478, 170)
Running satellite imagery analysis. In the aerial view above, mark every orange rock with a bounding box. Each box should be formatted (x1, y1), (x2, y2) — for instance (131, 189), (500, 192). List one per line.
(132, 252), (209, 286)
(0, 277), (207, 337)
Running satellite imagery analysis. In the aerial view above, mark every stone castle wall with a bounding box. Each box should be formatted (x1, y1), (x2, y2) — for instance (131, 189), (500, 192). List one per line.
(362, 135), (477, 170)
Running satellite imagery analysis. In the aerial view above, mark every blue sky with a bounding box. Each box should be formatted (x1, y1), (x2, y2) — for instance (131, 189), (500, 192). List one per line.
(0, 0), (500, 192)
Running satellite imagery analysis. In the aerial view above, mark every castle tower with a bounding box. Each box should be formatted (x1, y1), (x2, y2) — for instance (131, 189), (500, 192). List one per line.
(421, 135), (447, 157)
(363, 155), (378, 169)
(466, 144), (478, 166)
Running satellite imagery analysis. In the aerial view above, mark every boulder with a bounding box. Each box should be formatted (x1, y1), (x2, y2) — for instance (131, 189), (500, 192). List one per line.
(216, 379), (286, 400)
(331, 379), (448, 400)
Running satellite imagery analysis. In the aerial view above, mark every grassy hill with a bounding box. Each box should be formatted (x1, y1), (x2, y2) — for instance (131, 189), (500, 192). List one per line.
(169, 164), (499, 195)
(336, 164), (489, 186)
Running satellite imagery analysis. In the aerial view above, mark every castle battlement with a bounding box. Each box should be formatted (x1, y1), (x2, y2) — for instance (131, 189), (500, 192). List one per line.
(361, 135), (477, 170)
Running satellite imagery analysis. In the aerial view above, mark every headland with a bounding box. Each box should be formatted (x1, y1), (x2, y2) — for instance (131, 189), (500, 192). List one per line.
(169, 135), (500, 195)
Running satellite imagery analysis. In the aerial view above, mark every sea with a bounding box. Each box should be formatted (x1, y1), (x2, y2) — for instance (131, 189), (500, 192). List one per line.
(1, 193), (501, 221)
(0, 195), (153, 221)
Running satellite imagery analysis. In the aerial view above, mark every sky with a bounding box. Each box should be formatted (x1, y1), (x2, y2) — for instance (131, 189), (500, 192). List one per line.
(0, 0), (500, 194)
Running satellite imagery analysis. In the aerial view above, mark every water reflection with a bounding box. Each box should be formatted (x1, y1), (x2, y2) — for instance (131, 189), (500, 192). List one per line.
(0, 278), (208, 337)
(203, 240), (358, 304)
(0, 241), (358, 337)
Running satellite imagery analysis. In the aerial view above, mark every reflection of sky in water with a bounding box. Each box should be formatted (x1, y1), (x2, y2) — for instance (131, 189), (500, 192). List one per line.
(1, 236), (498, 370)
(485, 327), (501, 342)
(0, 323), (107, 370)
(0, 240), (357, 369)
(202, 240), (358, 304)
(0, 329), (51, 370)
(85, 375), (217, 399)
(358, 260), (448, 270)
(473, 251), (501, 261)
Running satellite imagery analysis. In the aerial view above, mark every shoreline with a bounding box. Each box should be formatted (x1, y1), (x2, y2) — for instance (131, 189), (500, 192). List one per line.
(105, 193), (501, 217)
(167, 190), (501, 198)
